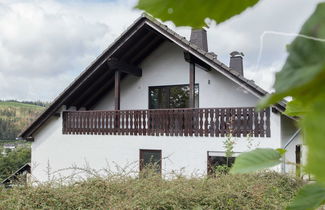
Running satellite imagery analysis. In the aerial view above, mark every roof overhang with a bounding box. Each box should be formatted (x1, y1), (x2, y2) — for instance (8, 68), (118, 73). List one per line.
(19, 14), (287, 140)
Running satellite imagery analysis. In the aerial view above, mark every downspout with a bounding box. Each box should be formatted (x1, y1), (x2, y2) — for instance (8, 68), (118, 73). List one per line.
(282, 129), (301, 173)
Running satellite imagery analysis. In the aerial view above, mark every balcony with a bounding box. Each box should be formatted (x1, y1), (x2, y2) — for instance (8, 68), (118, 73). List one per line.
(62, 107), (271, 137)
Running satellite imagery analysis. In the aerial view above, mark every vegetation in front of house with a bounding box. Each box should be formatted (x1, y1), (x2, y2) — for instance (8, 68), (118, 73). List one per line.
(0, 100), (45, 140)
(0, 172), (302, 209)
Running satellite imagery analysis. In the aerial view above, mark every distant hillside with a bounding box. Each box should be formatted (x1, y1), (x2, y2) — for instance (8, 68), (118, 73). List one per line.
(0, 101), (46, 140)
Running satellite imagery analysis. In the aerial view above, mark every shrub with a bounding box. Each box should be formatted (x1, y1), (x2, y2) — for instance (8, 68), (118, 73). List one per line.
(0, 172), (303, 209)
(214, 165), (230, 175)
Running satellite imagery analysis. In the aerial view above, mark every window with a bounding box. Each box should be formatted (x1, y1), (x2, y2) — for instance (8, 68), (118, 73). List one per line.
(149, 84), (199, 109)
(207, 151), (237, 175)
(139, 149), (162, 174)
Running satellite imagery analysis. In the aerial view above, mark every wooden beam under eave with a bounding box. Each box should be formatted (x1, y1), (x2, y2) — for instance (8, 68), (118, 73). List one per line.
(184, 52), (211, 71)
(115, 71), (121, 110)
(107, 58), (142, 77)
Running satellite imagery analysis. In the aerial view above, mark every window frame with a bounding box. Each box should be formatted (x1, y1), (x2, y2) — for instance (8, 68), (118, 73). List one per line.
(139, 149), (162, 174)
(207, 151), (240, 175)
(148, 84), (199, 109)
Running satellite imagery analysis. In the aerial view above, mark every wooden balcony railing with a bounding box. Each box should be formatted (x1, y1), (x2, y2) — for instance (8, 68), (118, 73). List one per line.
(62, 107), (271, 137)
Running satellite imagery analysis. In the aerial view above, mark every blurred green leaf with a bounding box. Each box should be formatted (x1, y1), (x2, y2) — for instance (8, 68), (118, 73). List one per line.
(230, 148), (283, 174)
(276, 148), (287, 156)
(259, 3), (325, 185)
(287, 182), (325, 210)
(283, 99), (306, 116)
(259, 3), (325, 108)
(136, 0), (260, 28)
(302, 92), (325, 184)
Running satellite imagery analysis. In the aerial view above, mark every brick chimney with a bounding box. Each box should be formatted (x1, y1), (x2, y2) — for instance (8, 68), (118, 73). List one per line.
(190, 29), (208, 52)
(229, 51), (244, 76)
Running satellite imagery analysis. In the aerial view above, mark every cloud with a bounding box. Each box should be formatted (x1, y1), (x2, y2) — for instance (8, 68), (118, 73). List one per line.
(0, 0), (322, 101)
(0, 0), (140, 101)
(202, 0), (323, 91)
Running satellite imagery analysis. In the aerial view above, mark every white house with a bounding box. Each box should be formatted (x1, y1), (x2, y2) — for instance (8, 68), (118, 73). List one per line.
(20, 14), (302, 182)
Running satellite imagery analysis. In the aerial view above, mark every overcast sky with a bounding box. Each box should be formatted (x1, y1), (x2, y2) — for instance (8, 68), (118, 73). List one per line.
(0, 0), (322, 102)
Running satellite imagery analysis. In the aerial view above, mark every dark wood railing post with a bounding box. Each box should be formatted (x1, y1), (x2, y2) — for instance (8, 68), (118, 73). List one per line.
(114, 71), (120, 132)
(189, 62), (195, 108)
(184, 52), (196, 109)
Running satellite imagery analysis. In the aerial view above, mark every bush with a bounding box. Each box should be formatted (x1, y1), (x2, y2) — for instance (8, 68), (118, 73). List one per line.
(0, 172), (303, 209)
(214, 165), (231, 175)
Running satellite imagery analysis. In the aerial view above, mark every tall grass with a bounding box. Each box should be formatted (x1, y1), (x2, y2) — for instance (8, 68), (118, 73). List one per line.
(0, 171), (303, 209)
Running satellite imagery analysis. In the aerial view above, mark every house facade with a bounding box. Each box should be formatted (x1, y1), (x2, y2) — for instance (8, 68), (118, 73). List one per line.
(20, 14), (302, 182)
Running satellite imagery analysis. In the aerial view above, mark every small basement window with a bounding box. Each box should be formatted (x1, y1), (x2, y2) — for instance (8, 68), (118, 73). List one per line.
(139, 149), (162, 174)
(207, 151), (238, 175)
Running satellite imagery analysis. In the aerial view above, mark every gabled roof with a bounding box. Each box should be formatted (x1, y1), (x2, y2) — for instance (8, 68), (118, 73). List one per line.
(19, 14), (286, 140)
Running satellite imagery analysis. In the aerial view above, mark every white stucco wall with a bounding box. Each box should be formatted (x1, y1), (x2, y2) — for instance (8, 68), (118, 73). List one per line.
(32, 111), (281, 182)
(95, 42), (258, 110)
(282, 134), (303, 175)
(280, 115), (303, 174)
(31, 41), (284, 182)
